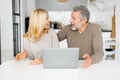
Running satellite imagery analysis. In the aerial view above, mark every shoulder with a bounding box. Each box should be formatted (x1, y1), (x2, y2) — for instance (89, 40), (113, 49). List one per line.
(48, 28), (56, 33)
(48, 28), (57, 35)
(63, 24), (71, 30)
(23, 37), (27, 41)
(23, 37), (29, 46)
(59, 24), (71, 32)
(23, 37), (28, 43)
(88, 23), (101, 31)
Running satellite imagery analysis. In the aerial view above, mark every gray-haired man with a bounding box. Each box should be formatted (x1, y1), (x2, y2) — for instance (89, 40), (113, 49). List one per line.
(57, 5), (104, 68)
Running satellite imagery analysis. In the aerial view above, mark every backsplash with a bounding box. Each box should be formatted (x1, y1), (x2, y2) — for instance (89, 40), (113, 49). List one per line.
(48, 0), (115, 31)
(49, 11), (71, 28)
(49, 10), (113, 31)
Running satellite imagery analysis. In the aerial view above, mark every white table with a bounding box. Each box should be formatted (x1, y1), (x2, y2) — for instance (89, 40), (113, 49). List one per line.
(0, 59), (119, 80)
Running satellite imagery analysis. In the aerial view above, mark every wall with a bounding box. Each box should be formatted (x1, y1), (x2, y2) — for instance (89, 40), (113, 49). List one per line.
(20, 0), (35, 51)
(0, 0), (14, 63)
(88, 0), (115, 31)
(0, 0), (35, 63)
(26, 0), (35, 16)
(49, 11), (71, 26)
(20, 0), (27, 51)
(46, 0), (115, 32)
(36, 0), (87, 11)
(0, 10), (1, 64)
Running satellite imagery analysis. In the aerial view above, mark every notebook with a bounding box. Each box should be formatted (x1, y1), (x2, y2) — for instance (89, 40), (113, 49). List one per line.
(42, 48), (79, 69)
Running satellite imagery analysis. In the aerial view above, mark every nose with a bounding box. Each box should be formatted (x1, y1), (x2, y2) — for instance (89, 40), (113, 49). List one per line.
(48, 18), (50, 22)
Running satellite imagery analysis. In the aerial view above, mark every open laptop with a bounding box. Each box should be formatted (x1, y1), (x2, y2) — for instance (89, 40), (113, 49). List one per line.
(42, 48), (79, 69)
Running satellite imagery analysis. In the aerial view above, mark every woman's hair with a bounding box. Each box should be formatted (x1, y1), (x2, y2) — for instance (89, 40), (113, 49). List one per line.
(24, 8), (50, 42)
(73, 5), (90, 22)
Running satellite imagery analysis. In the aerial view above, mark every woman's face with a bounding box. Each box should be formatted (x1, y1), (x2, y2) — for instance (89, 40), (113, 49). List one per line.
(44, 14), (50, 28)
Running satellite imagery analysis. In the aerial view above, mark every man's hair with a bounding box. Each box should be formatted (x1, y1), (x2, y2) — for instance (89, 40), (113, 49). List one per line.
(73, 5), (90, 22)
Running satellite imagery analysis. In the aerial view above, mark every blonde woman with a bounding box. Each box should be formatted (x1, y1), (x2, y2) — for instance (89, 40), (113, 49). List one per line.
(16, 8), (59, 65)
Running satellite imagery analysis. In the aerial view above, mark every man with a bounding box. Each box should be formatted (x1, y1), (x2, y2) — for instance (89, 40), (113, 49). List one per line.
(57, 5), (104, 68)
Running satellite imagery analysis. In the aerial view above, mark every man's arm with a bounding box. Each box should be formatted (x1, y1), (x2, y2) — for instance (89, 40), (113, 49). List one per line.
(82, 25), (104, 68)
(91, 25), (104, 64)
(57, 26), (68, 42)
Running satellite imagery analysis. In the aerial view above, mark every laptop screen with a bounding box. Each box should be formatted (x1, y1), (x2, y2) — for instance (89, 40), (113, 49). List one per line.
(42, 48), (79, 69)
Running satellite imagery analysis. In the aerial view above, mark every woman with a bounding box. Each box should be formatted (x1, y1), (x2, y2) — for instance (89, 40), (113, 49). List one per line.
(16, 8), (59, 65)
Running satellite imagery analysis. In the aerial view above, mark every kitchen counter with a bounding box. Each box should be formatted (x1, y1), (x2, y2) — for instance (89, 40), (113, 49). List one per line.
(0, 59), (119, 80)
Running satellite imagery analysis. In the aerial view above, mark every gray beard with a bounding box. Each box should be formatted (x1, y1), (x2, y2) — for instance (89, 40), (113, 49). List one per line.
(71, 25), (81, 31)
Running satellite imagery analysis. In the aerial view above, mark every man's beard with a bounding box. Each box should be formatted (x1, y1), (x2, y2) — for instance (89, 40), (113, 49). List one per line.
(71, 23), (82, 31)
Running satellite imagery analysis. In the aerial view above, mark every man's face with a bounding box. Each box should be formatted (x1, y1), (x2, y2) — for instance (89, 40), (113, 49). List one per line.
(70, 11), (82, 30)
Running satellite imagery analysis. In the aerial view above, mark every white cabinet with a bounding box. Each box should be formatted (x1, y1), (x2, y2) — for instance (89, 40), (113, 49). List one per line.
(102, 32), (116, 60)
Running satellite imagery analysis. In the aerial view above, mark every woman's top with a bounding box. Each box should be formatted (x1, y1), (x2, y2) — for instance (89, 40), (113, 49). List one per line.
(23, 29), (59, 60)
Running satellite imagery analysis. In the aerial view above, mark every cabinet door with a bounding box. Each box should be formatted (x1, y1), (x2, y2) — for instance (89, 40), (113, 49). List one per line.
(12, 0), (21, 56)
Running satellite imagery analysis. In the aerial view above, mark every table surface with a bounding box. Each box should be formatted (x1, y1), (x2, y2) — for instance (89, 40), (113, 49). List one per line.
(0, 59), (120, 80)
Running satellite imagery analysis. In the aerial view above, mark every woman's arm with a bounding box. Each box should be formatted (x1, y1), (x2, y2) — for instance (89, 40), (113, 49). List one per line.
(16, 48), (28, 61)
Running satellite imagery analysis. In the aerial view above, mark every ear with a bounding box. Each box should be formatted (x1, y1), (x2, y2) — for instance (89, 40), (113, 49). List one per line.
(81, 18), (87, 24)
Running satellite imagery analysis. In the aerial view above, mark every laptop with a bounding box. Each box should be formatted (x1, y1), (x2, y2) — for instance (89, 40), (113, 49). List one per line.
(42, 48), (79, 69)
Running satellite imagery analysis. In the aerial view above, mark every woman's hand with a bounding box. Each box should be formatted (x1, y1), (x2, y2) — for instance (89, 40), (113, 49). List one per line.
(16, 52), (27, 61)
(29, 58), (43, 65)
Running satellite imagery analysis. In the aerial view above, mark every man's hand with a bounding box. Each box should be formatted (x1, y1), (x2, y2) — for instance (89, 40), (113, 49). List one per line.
(82, 53), (92, 68)
(16, 52), (27, 61)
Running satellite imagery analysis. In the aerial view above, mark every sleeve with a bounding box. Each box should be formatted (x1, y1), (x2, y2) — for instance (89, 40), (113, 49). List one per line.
(50, 29), (60, 48)
(57, 26), (68, 42)
(91, 25), (104, 64)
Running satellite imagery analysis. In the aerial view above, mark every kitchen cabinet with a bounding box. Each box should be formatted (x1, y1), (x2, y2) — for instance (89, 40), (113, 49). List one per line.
(36, 0), (87, 11)
(12, 0), (21, 56)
